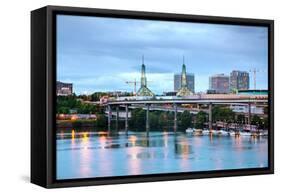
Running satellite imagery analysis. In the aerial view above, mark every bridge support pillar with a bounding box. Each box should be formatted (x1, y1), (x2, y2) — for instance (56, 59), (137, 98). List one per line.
(209, 103), (212, 131)
(116, 106), (119, 130)
(146, 104), (150, 136)
(125, 105), (128, 134)
(174, 103), (178, 133)
(107, 105), (111, 132)
(248, 102), (251, 131)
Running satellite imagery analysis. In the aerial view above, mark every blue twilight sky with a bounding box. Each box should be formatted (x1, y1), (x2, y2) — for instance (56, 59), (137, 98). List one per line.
(57, 15), (268, 95)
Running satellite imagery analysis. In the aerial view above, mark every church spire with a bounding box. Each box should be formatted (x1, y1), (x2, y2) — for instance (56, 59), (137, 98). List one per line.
(140, 63), (147, 87)
(137, 56), (154, 96)
(181, 63), (187, 88)
(177, 56), (193, 96)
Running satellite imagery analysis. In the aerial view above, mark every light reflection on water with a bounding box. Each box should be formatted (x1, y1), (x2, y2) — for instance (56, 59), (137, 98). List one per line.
(56, 130), (268, 180)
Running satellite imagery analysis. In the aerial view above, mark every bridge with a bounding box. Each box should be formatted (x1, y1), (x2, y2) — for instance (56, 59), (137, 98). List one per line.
(103, 94), (268, 135)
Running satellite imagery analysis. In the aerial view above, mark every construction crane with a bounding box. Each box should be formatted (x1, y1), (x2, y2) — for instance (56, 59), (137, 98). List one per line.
(125, 79), (140, 96)
(249, 68), (266, 90)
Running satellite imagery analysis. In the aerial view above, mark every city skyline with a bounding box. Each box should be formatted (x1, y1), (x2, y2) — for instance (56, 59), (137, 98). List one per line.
(57, 15), (268, 95)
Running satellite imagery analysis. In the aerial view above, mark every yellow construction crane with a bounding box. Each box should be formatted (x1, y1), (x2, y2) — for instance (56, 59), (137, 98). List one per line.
(125, 79), (140, 95)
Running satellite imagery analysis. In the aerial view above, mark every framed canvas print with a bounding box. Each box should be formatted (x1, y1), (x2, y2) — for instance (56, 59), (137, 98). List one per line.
(31, 5), (274, 188)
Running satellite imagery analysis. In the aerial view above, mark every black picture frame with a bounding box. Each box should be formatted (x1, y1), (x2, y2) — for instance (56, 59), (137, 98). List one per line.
(31, 5), (274, 188)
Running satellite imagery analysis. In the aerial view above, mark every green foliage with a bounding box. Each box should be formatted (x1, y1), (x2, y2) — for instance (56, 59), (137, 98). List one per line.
(158, 112), (169, 127)
(129, 108), (146, 128)
(129, 108), (193, 131)
(95, 114), (107, 127)
(72, 120), (82, 128)
(179, 111), (192, 128)
(90, 92), (109, 101)
(56, 96), (104, 114)
(212, 105), (235, 123)
(149, 112), (159, 129)
(195, 111), (207, 129)
(236, 114), (246, 123)
(251, 115), (268, 129)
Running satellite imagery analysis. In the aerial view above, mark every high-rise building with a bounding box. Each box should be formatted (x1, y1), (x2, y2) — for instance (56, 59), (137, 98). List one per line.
(209, 74), (230, 94)
(174, 73), (195, 93)
(57, 81), (73, 96)
(230, 70), (249, 92)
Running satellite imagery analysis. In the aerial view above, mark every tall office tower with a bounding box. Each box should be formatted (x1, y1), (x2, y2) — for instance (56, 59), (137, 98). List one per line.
(209, 74), (230, 94)
(230, 70), (250, 92)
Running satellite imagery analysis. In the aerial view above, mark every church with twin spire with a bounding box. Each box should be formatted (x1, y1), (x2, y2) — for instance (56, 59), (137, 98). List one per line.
(176, 57), (193, 96)
(136, 56), (193, 97)
(136, 56), (155, 96)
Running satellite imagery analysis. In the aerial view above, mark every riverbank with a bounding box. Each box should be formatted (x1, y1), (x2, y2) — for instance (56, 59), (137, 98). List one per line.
(57, 119), (101, 128)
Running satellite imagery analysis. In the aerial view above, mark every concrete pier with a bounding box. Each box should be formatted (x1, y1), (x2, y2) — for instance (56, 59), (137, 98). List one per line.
(209, 103), (212, 131)
(146, 104), (150, 136)
(107, 105), (111, 132)
(248, 102), (251, 130)
(174, 103), (178, 133)
(125, 105), (128, 134)
(116, 106), (119, 130)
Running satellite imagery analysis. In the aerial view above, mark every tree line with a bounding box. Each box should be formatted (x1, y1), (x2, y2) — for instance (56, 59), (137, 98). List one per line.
(56, 95), (268, 131)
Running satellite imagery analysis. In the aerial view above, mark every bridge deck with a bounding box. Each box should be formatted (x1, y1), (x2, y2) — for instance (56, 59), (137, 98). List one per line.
(106, 98), (268, 105)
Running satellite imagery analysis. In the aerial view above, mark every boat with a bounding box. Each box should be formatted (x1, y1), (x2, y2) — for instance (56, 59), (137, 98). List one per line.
(259, 130), (268, 136)
(218, 129), (229, 136)
(229, 131), (238, 136)
(185, 128), (194, 133)
(210, 130), (219, 135)
(194, 129), (203, 135)
(240, 131), (252, 136)
(202, 129), (210, 135)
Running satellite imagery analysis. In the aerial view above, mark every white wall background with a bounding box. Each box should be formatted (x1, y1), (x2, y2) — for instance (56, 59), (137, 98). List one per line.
(0, 0), (279, 193)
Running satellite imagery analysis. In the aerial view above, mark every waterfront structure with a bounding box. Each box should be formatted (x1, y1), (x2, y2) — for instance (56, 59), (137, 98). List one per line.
(106, 94), (267, 135)
(57, 81), (73, 96)
(137, 57), (154, 96)
(209, 74), (230, 94)
(238, 89), (268, 96)
(174, 73), (195, 93)
(176, 61), (193, 96)
(229, 104), (264, 115)
(230, 70), (249, 92)
(163, 91), (177, 96)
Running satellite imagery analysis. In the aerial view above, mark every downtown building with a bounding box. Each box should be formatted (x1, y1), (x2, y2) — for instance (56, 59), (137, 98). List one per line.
(230, 70), (250, 92)
(209, 74), (230, 94)
(57, 81), (73, 96)
(174, 73), (195, 93)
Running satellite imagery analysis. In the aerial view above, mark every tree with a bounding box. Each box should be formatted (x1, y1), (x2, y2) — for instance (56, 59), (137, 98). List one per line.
(149, 112), (159, 129)
(236, 114), (245, 124)
(251, 115), (266, 129)
(90, 92), (110, 101)
(96, 114), (107, 127)
(56, 95), (104, 114)
(195, 111), (207, 129)
(179, 111), (192, 129)
(212, 106), (235, 123)
(129, 108), (146, 129)
(159, 112), (169, 128)
(261, 117), (268, 130)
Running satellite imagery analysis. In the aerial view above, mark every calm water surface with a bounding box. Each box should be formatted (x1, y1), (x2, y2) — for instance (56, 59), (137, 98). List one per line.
(56, 131), (268, 180)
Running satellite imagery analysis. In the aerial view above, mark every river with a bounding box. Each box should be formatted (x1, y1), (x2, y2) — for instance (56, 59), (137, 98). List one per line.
(56, 130), (268, 180)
